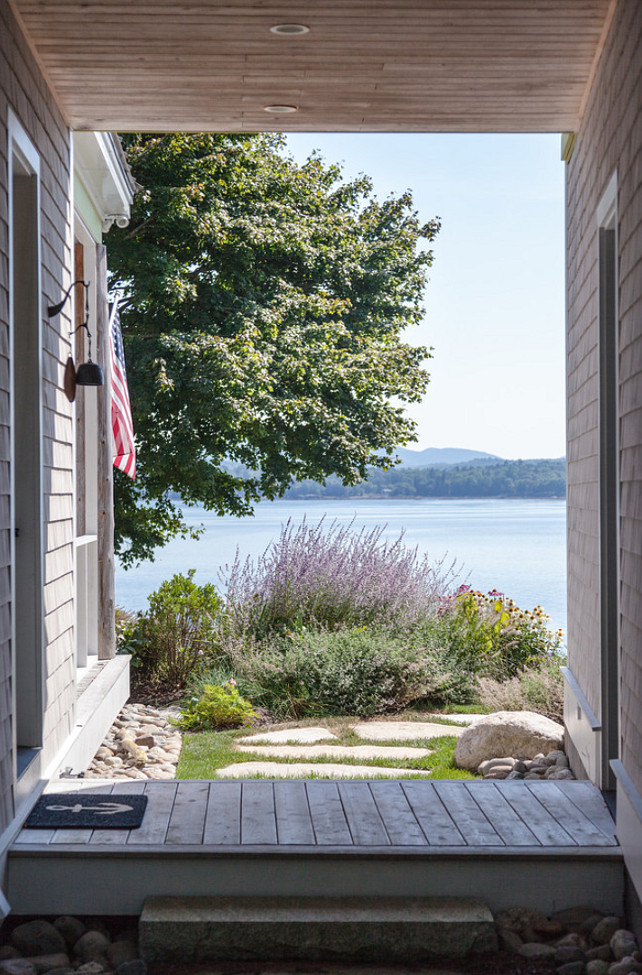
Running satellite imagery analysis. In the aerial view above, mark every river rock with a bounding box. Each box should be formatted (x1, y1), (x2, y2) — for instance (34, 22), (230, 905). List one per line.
(10, 922), (66, 958)
(499, 929), (523, 952)
(557, 963), (586, 975)
(496, 907), (550, 935)
(21, 954), (70, 974)
(587, 962), (611, 975)
(609, 958), (642, 975)
(553, 907), (605, 932)
(107, 941), (139, 968)
(72, 932), (110, 963)
(611, 932), (639, 962)
(556, 946), (587, 964)
(588, 946), (614, 961)
(454, 711), (564, 770)
(558, 933), (590, 949)
(0, 961), (36, 975)
(593, 918), (624, 945)
(53, 917), (86, 950)
(82, 705), (181, 780)
(518, 942), (556, 958)
(478, 757), (516, 775)
(115, 961), (148, 975)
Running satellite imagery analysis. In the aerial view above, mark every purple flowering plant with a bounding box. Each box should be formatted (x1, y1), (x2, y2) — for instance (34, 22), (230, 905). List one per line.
(219, 516), (460, 639)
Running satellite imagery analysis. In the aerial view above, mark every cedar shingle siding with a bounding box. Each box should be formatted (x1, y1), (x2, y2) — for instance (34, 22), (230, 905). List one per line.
(566, 0), (642, 792)
(1, 2), (74, 830)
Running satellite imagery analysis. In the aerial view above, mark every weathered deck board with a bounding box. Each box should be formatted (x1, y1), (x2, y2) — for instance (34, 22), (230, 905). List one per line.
(499, 781), (578, 846)
(274, 781), (316, 846)
(203, 782), (241, 845)
(523, 782), (617, 847)
(432, 781), (502, 846)
(337, 781), (390, 846)
(400, 781), (466, 846)
(369, 781), (427, 846)
(552, 780), (619, 839)
(464, 781), (541, 847)
(306, 781), (353, 846)
(241, 782), (277, 845)
(166, 781), (209, 845)
(129, 781), (177, 845)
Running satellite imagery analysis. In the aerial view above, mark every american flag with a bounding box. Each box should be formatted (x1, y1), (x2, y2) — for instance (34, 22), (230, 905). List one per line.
(109, 298), (136, 479)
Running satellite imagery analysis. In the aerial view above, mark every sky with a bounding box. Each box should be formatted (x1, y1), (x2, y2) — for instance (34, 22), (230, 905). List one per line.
(284, 133), (566, 461)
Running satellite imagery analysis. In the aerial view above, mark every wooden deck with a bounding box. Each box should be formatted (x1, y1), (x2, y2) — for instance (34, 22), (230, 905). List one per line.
(7, 779), (623, 917)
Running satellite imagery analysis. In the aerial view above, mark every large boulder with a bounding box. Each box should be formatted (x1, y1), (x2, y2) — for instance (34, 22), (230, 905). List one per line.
(453, 711), (564, 771)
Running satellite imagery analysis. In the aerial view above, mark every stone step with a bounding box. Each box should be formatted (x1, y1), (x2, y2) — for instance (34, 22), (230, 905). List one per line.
(139, 895), (498, 963)
(215, 761), (432, 778)
(352, 722), (466, 741)
(233, 743), (432, 760)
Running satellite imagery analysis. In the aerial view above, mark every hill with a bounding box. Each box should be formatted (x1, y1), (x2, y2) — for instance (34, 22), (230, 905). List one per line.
(394, 446), (500, 467)
(284, 457), (566, 500)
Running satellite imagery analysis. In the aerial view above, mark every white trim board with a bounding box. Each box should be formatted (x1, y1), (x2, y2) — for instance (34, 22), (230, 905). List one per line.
(611, 761), (642, 907)
(563, 665), (602, 786)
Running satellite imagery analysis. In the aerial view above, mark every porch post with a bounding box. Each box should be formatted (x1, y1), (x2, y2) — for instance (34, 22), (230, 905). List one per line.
(96, 245), (116, 660)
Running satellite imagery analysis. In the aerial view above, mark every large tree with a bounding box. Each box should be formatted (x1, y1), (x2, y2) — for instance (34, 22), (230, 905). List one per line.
(108, 133), (439, 565)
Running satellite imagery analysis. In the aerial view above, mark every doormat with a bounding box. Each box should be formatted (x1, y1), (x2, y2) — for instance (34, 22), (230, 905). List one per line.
(25, 793), (148, 829)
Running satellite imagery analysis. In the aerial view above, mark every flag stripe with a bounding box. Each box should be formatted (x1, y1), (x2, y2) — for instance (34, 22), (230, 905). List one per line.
(109, 299), (136, 479)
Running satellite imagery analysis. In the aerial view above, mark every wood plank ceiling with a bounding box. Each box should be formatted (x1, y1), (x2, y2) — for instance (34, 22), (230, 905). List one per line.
(13, 0), (614, 132)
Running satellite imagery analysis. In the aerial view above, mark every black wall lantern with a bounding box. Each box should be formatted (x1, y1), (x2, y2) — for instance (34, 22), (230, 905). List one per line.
(47, 280), (104, 400)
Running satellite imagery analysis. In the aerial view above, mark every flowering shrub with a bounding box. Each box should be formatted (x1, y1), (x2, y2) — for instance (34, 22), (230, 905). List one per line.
(174, 679), (256, 731)
(220, 516), (460, 638)
(118, 570), (225, 687)
(434, 585), (564, 680)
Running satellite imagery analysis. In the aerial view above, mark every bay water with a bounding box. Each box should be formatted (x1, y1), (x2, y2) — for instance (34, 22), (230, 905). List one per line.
(115, 497), (567, 638)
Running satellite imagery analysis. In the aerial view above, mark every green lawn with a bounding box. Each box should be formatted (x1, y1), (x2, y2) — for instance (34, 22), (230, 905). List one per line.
(176, 713), (478, 780)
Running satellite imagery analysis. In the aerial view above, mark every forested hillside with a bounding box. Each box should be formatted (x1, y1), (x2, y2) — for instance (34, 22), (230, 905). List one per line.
(284, 458), (566, 500)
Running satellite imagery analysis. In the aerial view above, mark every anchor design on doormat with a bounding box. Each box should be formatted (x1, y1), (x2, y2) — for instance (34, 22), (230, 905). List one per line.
(25, 792), (148, 828)
(45, 802), (134, 816)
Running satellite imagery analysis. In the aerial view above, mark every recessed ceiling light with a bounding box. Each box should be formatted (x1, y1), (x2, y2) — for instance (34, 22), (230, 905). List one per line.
(263, 104), (299, 114)
(270, 23), (310, 35)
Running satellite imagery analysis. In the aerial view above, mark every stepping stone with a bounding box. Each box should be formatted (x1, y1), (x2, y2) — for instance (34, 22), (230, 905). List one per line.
(423, 713), (487, 726)
(215, 762), (432, 779)
(234, 744), (432, 760)
(352, 721), (465, 742)
(238, 727), (338, 745)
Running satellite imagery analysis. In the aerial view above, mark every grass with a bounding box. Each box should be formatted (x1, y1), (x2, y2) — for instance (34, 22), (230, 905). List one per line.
(176, 711), (478, 780)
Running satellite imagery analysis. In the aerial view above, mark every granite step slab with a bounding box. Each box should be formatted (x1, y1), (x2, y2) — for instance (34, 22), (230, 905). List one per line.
(139, 895), (498, 962)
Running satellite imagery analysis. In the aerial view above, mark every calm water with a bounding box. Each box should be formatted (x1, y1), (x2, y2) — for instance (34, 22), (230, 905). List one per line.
(115, 498), (567, 637)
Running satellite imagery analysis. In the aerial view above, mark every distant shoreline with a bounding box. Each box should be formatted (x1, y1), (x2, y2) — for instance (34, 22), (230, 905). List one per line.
(287, 494), (567, 501)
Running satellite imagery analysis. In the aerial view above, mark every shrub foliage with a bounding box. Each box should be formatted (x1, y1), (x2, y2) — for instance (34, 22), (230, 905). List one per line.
(118, 569), (224, 687)
(175, 680), (256, 731)
(119, 519), (564, 718)
(221, 516), (459, 636)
